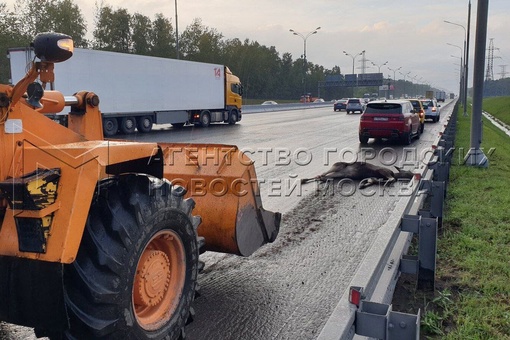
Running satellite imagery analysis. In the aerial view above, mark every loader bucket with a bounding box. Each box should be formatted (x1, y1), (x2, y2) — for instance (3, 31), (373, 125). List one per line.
(159, 143), (280, 256)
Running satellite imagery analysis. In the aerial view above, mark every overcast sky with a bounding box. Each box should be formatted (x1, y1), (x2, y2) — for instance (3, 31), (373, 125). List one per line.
(5, 0), (509, 94)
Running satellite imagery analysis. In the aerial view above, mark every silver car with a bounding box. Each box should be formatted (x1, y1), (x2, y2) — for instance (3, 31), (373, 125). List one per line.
(346, 98), (365, 114)
(419, 99), (441, 122)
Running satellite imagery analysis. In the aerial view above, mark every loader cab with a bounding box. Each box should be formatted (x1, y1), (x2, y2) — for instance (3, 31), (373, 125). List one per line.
(225, 67), (242, 110)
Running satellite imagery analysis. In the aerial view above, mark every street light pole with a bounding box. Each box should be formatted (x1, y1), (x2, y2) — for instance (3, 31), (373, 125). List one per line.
(175, 0), (179, 59)
(411, 75), (420, 97)
(371, 61), (388, 73)
(447, 42), (464, 102)
(387, 66), (401, 99)
(289, 27), (321, 100)
(343, 50), (364, 75)
(444, 17), (469, 115)
(399, 71), (411, 98)
(343, 50), (364, 96)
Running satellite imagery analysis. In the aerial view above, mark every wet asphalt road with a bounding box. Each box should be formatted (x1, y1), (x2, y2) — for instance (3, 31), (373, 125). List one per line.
(0, 101), (454, 339)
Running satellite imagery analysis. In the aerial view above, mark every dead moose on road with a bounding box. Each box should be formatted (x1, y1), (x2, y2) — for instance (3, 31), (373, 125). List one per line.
(300, 161), (416, 188)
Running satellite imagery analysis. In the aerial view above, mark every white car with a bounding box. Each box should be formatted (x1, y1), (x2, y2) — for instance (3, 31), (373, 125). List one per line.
(419, 99), (441, 122)
(261, 101), (278, 105)
(346, 98), (365, 114)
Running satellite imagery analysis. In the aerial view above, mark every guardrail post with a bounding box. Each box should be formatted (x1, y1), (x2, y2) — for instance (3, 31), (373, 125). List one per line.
(430, 161), (450, 185)
(354, 299), (420, 339)
(418, 180), (444, 228)
(400, 215), (438, 291)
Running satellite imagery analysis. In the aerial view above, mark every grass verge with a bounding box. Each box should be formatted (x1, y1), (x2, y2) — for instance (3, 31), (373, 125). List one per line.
(483, 96), (510, 126)
(433, 102), (510, 339)
(393, 101), (510, 339)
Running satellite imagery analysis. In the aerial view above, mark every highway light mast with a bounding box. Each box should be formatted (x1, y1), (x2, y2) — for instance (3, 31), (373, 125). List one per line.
(290, 27), (321, 100)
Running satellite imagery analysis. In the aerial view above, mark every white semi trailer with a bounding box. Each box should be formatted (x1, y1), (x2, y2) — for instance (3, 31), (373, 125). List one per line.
(9, 47), (243, 136)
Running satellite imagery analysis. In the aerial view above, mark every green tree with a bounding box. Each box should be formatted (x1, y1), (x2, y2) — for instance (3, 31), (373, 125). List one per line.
(47, 0), (87, 47)
(150, 13), (174, 58)
(93, 4), (131, 52)
(5, 0), (85, 44)
(14, 0), (54, 36)
(179, 18), (223, 63)
(0, 0), (86, 83)
(0, 3), (28, 83)
(131, 13), (151, 55)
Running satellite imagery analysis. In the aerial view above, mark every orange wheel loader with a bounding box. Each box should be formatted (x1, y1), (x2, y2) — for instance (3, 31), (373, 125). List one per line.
(0, 33), (280, 339)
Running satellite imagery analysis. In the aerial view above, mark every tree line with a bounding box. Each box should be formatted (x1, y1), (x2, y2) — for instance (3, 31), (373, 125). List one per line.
(482, 78), (510, 97)
(0, 0), (340, 101)
(1, 0), (437, 101)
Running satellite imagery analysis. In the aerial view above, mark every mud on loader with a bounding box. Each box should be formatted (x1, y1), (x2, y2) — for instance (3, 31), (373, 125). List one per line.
(0, 33), (280, 339)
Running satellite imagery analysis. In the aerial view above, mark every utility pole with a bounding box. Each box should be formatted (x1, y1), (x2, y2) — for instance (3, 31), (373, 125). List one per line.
(360, 51), (367, 74)
(464, 0), (471, 116)
(175, 0), (179, 59)
(465, 0), (489, 167)
(485, 38), (495, 81)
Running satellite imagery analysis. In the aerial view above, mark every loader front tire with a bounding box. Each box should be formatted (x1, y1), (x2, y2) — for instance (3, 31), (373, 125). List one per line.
(62, 175), (200, 340)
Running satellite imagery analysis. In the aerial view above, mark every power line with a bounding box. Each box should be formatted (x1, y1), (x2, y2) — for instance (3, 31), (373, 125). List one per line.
(498, 65), (508, 79)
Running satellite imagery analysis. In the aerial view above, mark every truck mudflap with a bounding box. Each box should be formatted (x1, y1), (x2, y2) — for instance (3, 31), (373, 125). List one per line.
(0, 256), (68, 331)
(159, 143), (281, 256)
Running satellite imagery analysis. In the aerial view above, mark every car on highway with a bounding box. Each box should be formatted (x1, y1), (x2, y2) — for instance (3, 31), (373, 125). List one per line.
(359, 100), (421, 145)
(313, 98), (325, 103)
(408, 99), (425, 133)
(419, 98), (441, 122)
(333, 99), (348, 111)
(261, 100), (278, 105)
(346, 98), (365, 114)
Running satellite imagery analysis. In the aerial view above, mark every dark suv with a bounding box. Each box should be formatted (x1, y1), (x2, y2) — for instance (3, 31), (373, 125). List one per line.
(359, 100), (421, 145)
(334, 99), (347, 111)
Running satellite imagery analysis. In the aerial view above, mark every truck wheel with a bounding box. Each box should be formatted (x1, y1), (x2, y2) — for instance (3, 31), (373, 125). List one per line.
(228, 110), (238, 125)
(200, 111), (210, 127)
(103, 118), (119, 137)
(120, 117), (137, 134)
(137, 116), (153, 133)
(63, 175), (200, 339)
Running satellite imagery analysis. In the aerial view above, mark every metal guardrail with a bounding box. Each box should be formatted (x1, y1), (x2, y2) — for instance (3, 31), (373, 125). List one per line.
(317, 99), (459, 340)
(242, 102), (332, 113)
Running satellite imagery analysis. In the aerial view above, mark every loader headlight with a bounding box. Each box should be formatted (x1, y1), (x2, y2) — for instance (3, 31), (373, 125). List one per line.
(32, 32), (74, 63)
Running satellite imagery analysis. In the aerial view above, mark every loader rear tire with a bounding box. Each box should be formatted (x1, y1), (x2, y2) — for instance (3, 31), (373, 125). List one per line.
(62, 175), (200, 339)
